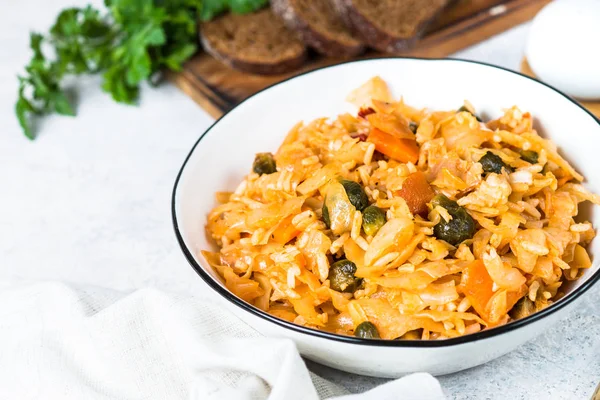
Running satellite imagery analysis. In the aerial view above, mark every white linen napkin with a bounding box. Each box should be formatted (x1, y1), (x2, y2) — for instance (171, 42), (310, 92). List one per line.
(0, 281), (445, 400)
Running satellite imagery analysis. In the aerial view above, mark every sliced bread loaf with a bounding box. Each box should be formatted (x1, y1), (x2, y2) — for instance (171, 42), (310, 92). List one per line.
(200, 9), (307, 75)
(333, 0), (451, 53)
(271, 0), (364, 57)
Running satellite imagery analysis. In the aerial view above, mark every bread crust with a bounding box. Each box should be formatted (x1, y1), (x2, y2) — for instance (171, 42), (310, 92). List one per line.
(199, 13), (307, 75)
(333, 0), (450, 53)
(271, 0), (364, 57)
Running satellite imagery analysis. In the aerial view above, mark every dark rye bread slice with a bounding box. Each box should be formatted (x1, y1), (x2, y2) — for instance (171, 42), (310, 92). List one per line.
(333, 0), (451, 53)
(200, 9), (307, 75)
(271, 0), (364, 58)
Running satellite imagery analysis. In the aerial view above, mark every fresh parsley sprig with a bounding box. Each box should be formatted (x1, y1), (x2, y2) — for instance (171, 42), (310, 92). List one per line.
(16, 0), (268, 140)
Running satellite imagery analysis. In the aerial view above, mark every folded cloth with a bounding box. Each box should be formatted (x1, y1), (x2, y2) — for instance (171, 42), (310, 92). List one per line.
(0, 281), (445, 400)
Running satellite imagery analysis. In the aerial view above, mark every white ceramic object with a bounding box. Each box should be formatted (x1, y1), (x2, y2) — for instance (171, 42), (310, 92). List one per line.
(526, 0), (600, 100)
(172, 58), (600, 378)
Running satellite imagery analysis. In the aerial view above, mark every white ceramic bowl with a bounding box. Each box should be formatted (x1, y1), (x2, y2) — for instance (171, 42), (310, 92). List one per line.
(172, 58), (600, 378)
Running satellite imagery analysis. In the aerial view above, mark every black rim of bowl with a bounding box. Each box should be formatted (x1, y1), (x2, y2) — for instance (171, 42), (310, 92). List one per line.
(172, 57), (600, 347)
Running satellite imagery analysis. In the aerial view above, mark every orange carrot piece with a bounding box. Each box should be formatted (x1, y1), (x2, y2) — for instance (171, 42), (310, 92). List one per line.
(461, 260), (494, 321)
(271, 215), (300, 244)
(395, 171), (435, 216)
(506, 285), (527, 313)
(368, 127), (419, 164)
(461, 260), (527, 325)
(557, 175), (572, 187)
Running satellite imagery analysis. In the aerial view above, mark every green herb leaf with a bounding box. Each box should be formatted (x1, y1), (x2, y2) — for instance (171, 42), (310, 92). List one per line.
(51, 91), (75, 116)
(229, 0), (268, 14)
(145, 26), (167, 46)
(30, 33), (45, 61)
(163, 43), (196, 71)
(200, 0), (229, 21)
(15, 0), (264, 139)
(16, 96), (34, 140)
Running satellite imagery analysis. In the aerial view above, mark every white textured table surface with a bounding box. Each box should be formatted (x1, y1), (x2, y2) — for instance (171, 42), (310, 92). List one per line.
(2, 2), (599, 399)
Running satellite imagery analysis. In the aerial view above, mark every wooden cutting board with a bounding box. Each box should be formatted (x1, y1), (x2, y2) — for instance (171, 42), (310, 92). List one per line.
(171, 0), (551, 118)
(520, 58), (600, 119)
